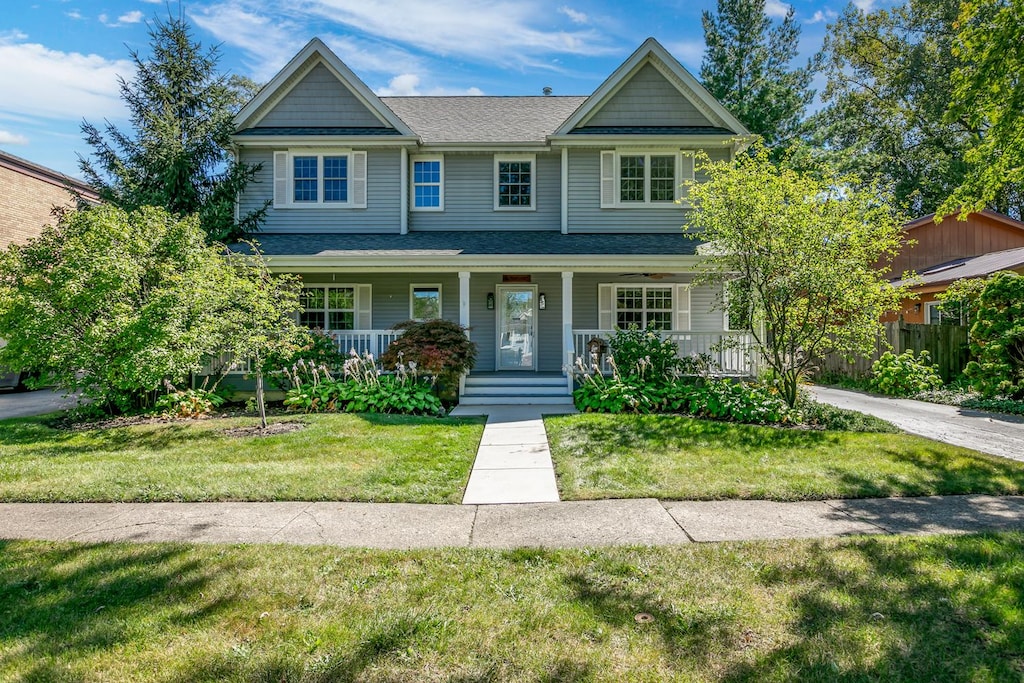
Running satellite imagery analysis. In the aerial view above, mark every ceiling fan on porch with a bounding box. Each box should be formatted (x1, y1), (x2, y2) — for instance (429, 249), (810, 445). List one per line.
(619, 272), (674, 279)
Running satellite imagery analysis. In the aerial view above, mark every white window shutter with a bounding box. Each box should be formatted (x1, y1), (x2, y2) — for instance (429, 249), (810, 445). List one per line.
(351, 151), (367, 208)
(273, 151), (289, 207)
(598, 283), (614, 329)
(674, 284), (691, 331)
(678, 151), (695, 204)
(356, 284), (372, 329)
(600, 151), (616, 208)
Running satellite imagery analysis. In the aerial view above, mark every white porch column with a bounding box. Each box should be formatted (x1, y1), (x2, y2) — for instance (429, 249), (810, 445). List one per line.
(562, 271), (573, 391)
(459, 271), (471, 390)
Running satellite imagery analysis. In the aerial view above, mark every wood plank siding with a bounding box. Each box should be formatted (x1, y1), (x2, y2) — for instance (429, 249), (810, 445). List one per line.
(888, 212), (1024, 277)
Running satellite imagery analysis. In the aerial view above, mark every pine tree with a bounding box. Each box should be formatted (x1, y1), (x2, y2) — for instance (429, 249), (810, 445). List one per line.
(700, 0), (818, 149)
(78, 14), (265, 242)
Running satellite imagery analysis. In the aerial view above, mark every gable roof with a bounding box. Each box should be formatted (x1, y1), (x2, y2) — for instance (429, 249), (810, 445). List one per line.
(381, 96), (587, 144)
(892, 245), (1024, 288)
(904, 209), (1024, 233)
(552, 37), (750, 138)
(233, 38), (416, 137)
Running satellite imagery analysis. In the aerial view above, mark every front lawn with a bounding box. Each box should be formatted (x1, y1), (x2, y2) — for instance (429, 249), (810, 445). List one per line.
(546, 413), (1024, 501)
(0, 413), (485, 504)
(1, 535), (1021, 681)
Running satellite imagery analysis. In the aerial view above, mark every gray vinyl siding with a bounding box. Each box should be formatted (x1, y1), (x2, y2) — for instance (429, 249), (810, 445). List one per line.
(566, 147), (731, 233)
(239, 148), (402, 233)
(257, 63), (387, 129)
(582, 63), (715, 128)
(410, 153), (561, 231)
(298, 273), (461, 329)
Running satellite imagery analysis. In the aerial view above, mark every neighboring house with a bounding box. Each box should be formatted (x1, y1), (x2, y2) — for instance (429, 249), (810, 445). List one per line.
(0, 151), (98, 390)
(885, 211), (1024, 324)
(0, 149), (98, 250)
(229, 37), (754, 403)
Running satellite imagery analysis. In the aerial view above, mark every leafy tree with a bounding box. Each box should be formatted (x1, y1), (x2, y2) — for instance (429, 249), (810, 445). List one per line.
(936, 277), (987, 326)
(940, 0), (1024, 219)
(0, 206), (300, 417)
(815, 0), (1022, 218)
(964, 271), (1024, 399)
(214, 245), (305, 428)
(700, 0), (819, 149)
(685, 146), (908, 406)
(78, 14), (265, 242)
(380, 319), (477, 401)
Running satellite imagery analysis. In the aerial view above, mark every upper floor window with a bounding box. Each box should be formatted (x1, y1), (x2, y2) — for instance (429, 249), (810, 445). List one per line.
(494, 155), (535, 210)
(600, 150), (695, 208)
(412, 157), (444, 211)
(273, 150), (367, 209)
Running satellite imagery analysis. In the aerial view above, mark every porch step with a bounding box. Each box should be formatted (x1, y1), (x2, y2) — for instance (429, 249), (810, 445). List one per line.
(461, 374), (573, 406)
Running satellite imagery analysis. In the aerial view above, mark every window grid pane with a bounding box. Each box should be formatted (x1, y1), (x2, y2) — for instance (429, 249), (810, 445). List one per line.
(415, 185), (440, 208)
(498, 161), (532, 207)
(615, 286), (674, 331)
(413, 160), (442, 208)
(323, 156), (348, 203)
(650, 155), (675, 202)
(301, 287), (356, 331)
(620, 156), (645, 202)
(293, 156), (318, 202)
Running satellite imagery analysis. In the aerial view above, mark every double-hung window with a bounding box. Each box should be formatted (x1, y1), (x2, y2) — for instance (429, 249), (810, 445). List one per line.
(598, 283), (691, 331)
(411, 157), (443, 210)
(299, 287), (355, 330)
(273, 150), (367, 208)
(494, 155), (535, 210)
(600, 150), (695, 208)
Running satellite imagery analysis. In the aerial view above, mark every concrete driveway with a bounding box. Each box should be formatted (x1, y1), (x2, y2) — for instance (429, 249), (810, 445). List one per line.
(0, 388), (78, 420)
(808, 385), (1024, 462)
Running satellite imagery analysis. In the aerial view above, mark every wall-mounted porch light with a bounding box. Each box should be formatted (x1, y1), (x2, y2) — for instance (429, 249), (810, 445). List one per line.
(486, 292), (495, 310)
(538, 293), (546, 310)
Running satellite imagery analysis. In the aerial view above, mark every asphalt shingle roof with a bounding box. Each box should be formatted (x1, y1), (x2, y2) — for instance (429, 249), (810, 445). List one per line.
(892, 245), (1024, 287)
(236, 127), (403, 136)
(243, 231), (703, 257)
(380, 96), (588, 144)
(570, 126), (735, 135)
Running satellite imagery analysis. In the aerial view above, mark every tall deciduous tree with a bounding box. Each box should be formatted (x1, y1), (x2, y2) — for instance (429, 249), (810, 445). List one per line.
(700, 0), (818, 149)
(685, 146), (908, 407)
(815, 0), (1022, 218)
(78, 14), (265, 242)
(940, 0), (1024, 218)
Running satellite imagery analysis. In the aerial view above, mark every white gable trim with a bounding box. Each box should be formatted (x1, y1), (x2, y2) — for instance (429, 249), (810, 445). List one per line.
(552, 37), (750, 138)
(233, 38), (416, 137)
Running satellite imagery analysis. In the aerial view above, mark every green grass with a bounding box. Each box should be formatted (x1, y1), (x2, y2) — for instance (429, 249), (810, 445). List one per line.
(0, 413), (485, 504)
(1, 535), (1022, 681)
(546, 413), (1024, 501)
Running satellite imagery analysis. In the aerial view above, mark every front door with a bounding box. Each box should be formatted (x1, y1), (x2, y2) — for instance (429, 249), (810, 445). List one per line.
(496, 285), (536, 370)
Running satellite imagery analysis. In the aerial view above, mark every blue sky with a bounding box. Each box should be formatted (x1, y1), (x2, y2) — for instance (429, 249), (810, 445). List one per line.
(1, 0), (861, 178)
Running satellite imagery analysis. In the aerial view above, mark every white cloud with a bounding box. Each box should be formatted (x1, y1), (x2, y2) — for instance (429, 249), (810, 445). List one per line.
(100, 10), (145, 27)
(0, 130), (29, 145)
(66, 10), (83, 20)
(0, 38), (132, 121)
(764, 0), (791, 19)
(852, 0), (875, 9)
(807, 9), (838, 23)
(118, 10), (145, 24)
(559, 6), (588, 24)
(378, 73), (421, 96)
(665, 40), (706, 69)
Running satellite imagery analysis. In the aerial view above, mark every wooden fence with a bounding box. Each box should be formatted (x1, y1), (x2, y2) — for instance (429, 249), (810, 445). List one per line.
(815, 322), (970, 382)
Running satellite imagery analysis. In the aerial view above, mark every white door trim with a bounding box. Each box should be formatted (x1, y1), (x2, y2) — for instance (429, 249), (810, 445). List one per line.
(495, 284), (538, 371)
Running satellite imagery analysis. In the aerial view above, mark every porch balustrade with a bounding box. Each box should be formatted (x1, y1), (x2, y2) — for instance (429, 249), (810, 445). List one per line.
(570, 329), (761, 376)
(330, 330), (404, 359)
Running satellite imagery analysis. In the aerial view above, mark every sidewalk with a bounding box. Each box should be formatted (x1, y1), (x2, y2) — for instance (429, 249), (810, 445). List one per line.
(2, 495), (1022, 549)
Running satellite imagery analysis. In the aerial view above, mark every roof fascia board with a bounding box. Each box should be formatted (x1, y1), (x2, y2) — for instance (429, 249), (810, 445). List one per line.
(549, 135), (749, 147)
(553, 37), (751, 137)
(233, 136), (419, 147)
(262, 254), (707, 272)
(904, 210), (1024, 233)
(416, 143), (552, 152)
(233, 38), (417, 137)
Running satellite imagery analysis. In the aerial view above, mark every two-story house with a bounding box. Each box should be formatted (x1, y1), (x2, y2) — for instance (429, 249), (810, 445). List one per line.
(230, 37), (755, 404)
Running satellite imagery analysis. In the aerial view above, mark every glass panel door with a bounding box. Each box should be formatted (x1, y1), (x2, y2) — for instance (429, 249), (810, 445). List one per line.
(496, 286), (536, 370)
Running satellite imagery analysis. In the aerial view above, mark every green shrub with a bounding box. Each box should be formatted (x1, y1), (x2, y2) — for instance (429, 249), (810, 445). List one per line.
(960, 397), (1024, 416)
(965, 271), (1024, 399)
(606, 326), (685, 380)
(155, 388), (230, 418)
(796, 394), (899, 432)
(668, 379), (792, 424)
(267, 329), (346, 390)
(380, 319), (477, 401)
(869, 350), (944, 397)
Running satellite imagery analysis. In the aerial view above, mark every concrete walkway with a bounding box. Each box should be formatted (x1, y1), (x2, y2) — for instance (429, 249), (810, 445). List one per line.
(452, 404), (575, 505)
(808, 385), (1024, 462)
(1, 495), (1022, 549)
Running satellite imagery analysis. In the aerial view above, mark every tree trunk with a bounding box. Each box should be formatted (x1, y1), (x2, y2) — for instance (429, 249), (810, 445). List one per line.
(256, 369), (267, 429)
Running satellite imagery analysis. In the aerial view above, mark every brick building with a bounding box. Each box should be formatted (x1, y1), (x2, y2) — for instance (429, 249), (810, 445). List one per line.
(0, 150), (98, 250)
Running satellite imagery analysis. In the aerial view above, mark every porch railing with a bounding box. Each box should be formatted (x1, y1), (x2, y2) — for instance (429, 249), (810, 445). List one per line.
(331, 329), (404, 359)
(570, 329), (761, 377)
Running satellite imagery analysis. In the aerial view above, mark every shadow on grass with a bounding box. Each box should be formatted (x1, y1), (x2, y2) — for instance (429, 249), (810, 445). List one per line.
(550, 413), (836, 457)
(0, 418), (224, 455)
(354, 412), (487, 428)
(720, 533), (1024, 681)
(0, 541), (232, 680)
